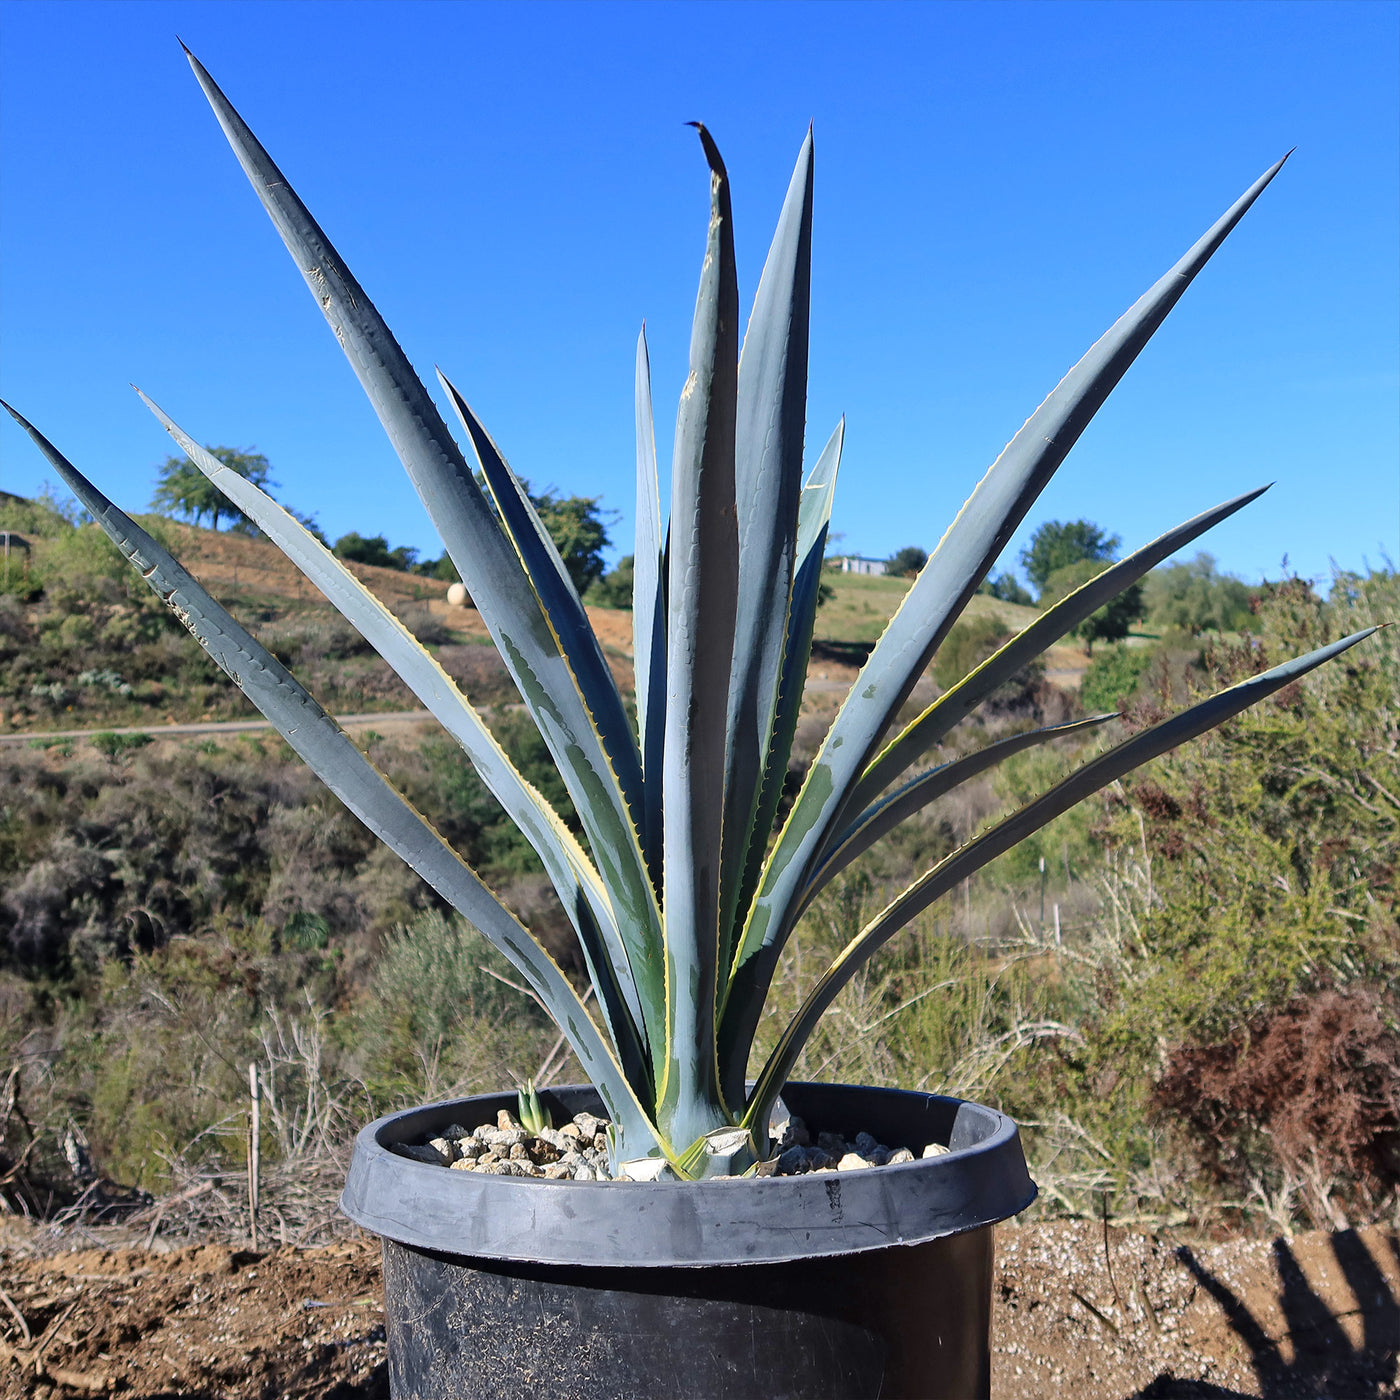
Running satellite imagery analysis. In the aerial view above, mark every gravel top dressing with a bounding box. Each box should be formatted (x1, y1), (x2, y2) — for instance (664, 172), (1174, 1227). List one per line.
(390, 1109), (949, 1181)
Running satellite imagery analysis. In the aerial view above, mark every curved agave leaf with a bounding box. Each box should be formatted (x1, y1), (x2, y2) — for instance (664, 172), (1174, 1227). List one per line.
(632, 327), (668, 870)
(438, 374), (667, 1040)
(3, 402), (658, 1151)
(716, 419), (843, 1100)
(744, 624), (1379, 1129)
(795, 420), (844, 567)
(444, 374), (586, 610)
(137, 389), (650, 1085)
(847, 485), (1270, 815)
(716, 420), (842, 1102)
(725, 418), (844, 966)
(794, 713), (1115, 921)
(722, 157), (1290, 1071)
(721, 130), (815, 959)
(181, 48), (665, 1046)
(658, 124), (740, 1143)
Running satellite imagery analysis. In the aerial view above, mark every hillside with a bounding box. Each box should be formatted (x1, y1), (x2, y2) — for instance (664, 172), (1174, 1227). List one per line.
(1, 511), (1086, 744)
(814, 569), (1094, 690)
(0, 516), (632, 739)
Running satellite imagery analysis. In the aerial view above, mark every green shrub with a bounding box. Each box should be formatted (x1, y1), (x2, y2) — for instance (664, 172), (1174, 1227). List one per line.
(933, 616), (1012, 689)
(345, 910), (555, 1100)
(90, 731), (153, 762)
(1039, 558), (1144, 655)
(0, 486), (79, 536)
(1079, 643), (1158, 712)
(1143, 551), (1256, 636)
(1028, 569), (1400, 1222)
(886, 546), (928, 579)
(586, 555), (635, 608)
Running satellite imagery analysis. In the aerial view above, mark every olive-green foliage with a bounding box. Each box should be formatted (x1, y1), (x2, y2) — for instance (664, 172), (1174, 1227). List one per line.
(1, 704), (582, 976)
(1112, 570), (1395, 1040)
(90, 731), (153, 763)
(12, 908), (552, 1190)
(762, 881), (1066, 1116)
(0, 515), (235, 727)
(989, 739), (1103, 885)
(1017, 569), (1398, 1217)
(333, 531), (420, 572)
(1079, 642), (1159, 713)
(1040, 558), (1144, 654)
(0, 737), (458, 977)
(0, 485), (83, 536)
(586, 554), (635, 609)
(0, 914), (339, 1189)
(885, 546), (928, 579)
(412, 552), (461, 583)
(4, 510), (1390, 1223)
(529, 489), (611, 596)
(1143, 551), (1256, 636)
(978, 571), (1034, 606)
(1, 517), (471, 729)
(257, 613), (375, 665)
(344, 910), (555, 1101)
(933, 616), (1012, 690)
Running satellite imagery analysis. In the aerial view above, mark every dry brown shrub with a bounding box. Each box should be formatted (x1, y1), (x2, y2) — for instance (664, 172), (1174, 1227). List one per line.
(1154, 987), (1400, 1224)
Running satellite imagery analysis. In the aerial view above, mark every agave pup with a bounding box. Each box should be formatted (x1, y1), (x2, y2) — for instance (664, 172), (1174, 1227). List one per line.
(4, 50), (1375, 1179)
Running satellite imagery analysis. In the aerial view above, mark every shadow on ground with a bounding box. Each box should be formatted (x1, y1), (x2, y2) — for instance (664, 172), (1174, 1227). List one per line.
(1135, 1229), (1399, 1399)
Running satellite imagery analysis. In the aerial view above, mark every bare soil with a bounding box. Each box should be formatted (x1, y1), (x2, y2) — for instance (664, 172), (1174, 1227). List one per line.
(0, 1217), (1393, 1399)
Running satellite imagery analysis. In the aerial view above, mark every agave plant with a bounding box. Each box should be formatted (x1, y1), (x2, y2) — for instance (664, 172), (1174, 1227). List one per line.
(4, 51), (1375, 1179)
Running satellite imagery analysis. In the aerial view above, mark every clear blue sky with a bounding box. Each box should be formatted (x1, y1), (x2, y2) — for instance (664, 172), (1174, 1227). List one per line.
(2, 0), (1396, 587)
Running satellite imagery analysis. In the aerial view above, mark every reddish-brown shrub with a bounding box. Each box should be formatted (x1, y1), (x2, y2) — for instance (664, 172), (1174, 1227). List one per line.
(1154, 987), (1400, 1215)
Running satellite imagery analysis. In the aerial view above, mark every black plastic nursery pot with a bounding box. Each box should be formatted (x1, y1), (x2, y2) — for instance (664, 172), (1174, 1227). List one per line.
(341, 1081), (1035, 1400)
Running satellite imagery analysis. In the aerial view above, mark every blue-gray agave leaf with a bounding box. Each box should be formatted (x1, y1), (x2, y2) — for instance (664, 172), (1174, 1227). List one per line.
(659, 124), (741, 1148)
(182, 47), (667, 1070)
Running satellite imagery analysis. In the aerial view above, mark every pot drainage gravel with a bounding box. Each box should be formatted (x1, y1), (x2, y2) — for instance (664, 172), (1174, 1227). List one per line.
(390, 1107), (950, 1180)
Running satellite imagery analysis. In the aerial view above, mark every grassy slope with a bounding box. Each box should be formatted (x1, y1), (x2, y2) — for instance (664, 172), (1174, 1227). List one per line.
(0, 514), (635, 734)
(5, 511), (1084, 740)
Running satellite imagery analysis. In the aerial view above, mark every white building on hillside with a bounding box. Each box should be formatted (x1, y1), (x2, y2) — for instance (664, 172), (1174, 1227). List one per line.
(828, 555), (887, 576)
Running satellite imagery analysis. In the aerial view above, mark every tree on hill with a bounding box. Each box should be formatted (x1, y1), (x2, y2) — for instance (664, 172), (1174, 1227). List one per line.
(1021, 519), (1120, 596)
(978, 571), (1034, 606)
(150, 447), (274, 532)
(886, 545), (927, 578)
(0, 485), (83, 535)
(328, 486), (610, 592)
(587, 554), (635, 608)
(933, 615), (1012, 689)
(412, 552), (461, 583)
(333, 532), (419, 572)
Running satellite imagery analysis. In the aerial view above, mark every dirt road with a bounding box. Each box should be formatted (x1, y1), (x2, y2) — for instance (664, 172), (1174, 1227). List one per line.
(0, 711), (436, 748)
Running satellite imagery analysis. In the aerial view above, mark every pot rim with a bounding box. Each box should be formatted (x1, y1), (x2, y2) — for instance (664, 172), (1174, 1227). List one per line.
(340, 1081), (1036, 1267)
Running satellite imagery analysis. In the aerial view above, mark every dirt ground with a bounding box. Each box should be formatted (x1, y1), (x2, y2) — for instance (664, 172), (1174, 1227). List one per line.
(0, 1217), (1394, 1399)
